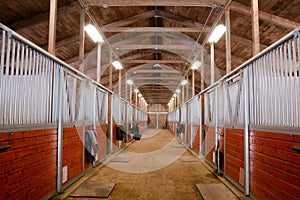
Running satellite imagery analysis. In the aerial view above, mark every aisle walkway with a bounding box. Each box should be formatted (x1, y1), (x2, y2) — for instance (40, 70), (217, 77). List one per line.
(60, 129), (241, 200)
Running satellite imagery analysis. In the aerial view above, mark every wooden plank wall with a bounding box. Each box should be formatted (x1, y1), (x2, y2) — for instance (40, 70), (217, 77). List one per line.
(0, 129), (58, 200)
(250, 130), (300, 200)
(225, 128), (244, 186)
(0, 125), (109, 200)
(205, 126), (216, 166)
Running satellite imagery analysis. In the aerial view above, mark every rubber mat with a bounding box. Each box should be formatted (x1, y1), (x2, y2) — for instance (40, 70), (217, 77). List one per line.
(180, 156), (199, 162)
(195, 183), (239, 200)
(70, 182), (115, 198)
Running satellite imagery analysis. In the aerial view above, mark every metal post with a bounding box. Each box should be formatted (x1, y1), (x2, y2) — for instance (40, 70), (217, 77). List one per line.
(215, 83), (220, 174)
(199, 95), (203, 156)
(244, 68), (250, 196)
(96, 43), (102, 83)
(56, 66), (64, 193)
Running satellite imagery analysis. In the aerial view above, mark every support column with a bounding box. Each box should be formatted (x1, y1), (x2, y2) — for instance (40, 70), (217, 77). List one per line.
(118, 70), (122, 96)
(210, 42), (215, 85)
(129, 85), (132, 104)
(201, 51), (205, 91)
(252, 0), (260, 55)
(48, 0), (57, 55)
(225, 8), (232, 74)
(109, 52), (113, 90)
(79, 9), (85, 72)
(182, 85), (185, 104)
(192, 70), (195, 96)
(96, 43), (102, 83)
(244, 68), (250, 196)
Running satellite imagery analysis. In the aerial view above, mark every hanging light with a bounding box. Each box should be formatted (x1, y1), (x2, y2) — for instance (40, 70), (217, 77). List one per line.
(84, 24), (104, 43)
(134, 88), (139, 93)
(112, 60), (123, 70)
(181, 80), (188, 85)
(138, 93), (142, 97)
(127, 79), (133, 85)
(208, 24), (226, 43)
(175, 89), (181, 94)
(191, 60), (201, 70)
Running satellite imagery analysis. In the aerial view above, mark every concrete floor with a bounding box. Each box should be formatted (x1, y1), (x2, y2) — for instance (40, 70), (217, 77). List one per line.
(55, 129), (248, 200)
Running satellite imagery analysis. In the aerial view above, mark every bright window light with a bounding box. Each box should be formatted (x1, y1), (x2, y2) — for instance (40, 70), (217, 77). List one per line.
(191, 60), (201, 70)
(84, 24), (104, 43)
(112, 60), (123, 70)
(127, 79), (133, 85)
(181, 80), (188, 85)
(208, 24), (226, 43)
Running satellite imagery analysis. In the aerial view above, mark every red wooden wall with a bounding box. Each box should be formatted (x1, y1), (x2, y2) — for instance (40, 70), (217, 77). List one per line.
(225, 128), (244, 186)
(0, 129), (58, 200)
(205, 126), (216, 166)
(249, 130), (300, 200)
(0, 124), (109, 200)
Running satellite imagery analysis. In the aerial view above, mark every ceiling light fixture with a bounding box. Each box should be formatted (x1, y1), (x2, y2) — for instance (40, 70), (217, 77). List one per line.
(191, 60), (201, 70)
(112, 60), (123, 70)
(175, 89), (180, 94)
(84, 24), (104, 43)
(181, 80), (188, 85)
(134, 88), (139, 93)
(127, 79), (133, 85)
(208, 24), (226, 43)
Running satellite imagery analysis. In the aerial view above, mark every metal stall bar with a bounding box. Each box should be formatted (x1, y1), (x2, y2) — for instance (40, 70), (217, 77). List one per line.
(56, 66), (64, 193)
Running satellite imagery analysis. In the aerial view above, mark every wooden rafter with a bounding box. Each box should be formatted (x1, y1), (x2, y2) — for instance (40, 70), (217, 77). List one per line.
(86, 0), (226, 7)
(102, 27), (208, 32)
(155, 10), (209, 29)
(230, 1), (300, 30)
(11, 2), (80, 30)
(122, 59), (186, 64)
(101, 10), (155, 28)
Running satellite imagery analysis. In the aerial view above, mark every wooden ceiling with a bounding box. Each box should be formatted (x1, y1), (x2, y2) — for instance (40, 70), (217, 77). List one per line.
(1, 0), (300, 105)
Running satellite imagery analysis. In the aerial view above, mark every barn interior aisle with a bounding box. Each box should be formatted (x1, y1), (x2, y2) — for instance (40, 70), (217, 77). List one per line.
(53, 129), (247, 200)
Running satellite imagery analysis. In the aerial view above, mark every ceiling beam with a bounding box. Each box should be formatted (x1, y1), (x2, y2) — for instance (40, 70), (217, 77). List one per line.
(123, 59), (186, 64)
(11, 2), (80, 30)
(42, 35), (79, 50)
(112, 44), (192, 50)
(231, 34), (267, 49)
(86, 0), (226, 7)
(230, 1), (300, 30)
(102, 27), (208, 33)
(101, 10), (155, 29)
(155, 10), (210, 29)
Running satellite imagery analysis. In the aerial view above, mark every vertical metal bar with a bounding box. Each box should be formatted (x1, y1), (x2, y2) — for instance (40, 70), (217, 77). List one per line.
(24, 46), (29, 124)
(9, 38), (16, 124)
(93, 86), (96, 129)
(3, 32), (11, 124)
(279, 46), (284, 126)
(199, 95), (203, 155)
(14, 41), (21, 124)
(19, 43), (25, 124)
(287, 40), (293, 126)
(292, 33), (297, 127)
(110, 94), (113, 153)
(296, 31), (300, 127)
(0, 30), (6, 124)
(57, 66), (64, 193)
(215, 84), (220, 174)
(244, 68), (250, 196)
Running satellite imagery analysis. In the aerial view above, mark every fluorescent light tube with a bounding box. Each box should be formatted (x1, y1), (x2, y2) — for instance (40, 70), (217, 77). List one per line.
(84, 24), (104, 43)
(112, 60), (123, 70)
(208, 24), (226, 43)
(191, 60), (201, 70)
